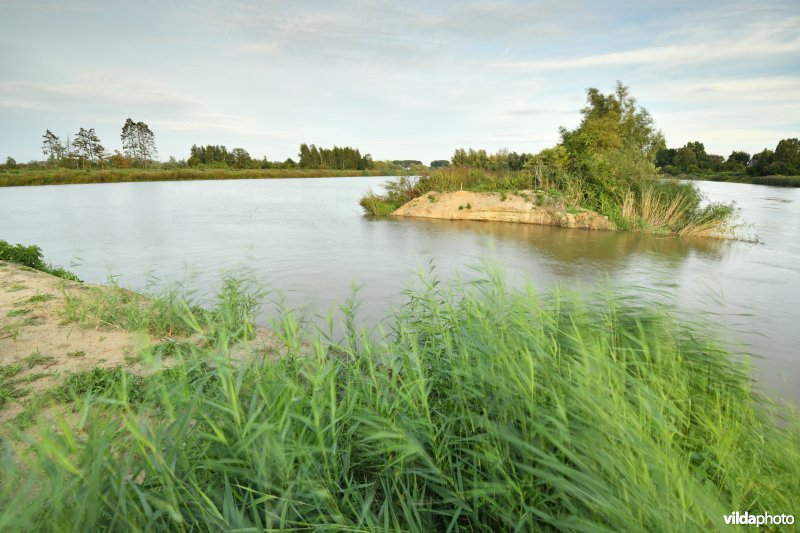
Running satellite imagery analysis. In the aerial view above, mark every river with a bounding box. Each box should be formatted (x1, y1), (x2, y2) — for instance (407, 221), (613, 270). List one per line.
(1, 177), (798, 404)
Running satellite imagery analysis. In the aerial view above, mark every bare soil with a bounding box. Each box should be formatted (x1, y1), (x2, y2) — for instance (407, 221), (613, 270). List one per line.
(391, 190), (616, 231)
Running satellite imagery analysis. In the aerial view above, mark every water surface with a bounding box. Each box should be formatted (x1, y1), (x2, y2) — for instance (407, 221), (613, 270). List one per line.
(1, 177), (798, 403)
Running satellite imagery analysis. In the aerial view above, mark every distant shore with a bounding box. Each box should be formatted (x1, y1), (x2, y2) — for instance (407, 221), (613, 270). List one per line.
(665, 172), (800, 187)
(0, 168), (407, 188)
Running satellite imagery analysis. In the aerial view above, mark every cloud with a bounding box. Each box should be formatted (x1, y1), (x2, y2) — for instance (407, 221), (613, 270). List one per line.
(494, 17), (800, 70)
(0, 77), (258, 134)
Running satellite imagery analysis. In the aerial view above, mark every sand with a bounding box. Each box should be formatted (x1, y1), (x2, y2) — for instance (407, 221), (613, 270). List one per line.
(391, 190), (616, 231)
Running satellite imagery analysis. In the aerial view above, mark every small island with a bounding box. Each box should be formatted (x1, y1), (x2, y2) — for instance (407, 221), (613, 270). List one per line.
(361, 83), (737, 239)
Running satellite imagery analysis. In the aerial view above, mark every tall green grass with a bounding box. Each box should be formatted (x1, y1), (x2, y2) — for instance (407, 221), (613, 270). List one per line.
(1, 271), (798, 530)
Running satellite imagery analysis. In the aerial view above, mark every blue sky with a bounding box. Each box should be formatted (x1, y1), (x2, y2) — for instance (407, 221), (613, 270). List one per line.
(1, 0), (798, 163)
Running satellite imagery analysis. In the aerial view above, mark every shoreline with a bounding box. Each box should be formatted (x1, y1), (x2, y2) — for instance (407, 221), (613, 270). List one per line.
(0, 261), (282, 425)
(390, 190), (616, 230)
(0, 168), (406, 188)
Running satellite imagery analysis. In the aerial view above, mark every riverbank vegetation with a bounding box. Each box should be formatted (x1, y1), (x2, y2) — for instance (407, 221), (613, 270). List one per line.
(5, 120), (407, 185)
(0, 167), (398, 187)
(656, 138), (800, 186)
(1, 259), (798, 530)
(0, 240), (80, 281)
(361, 83), (736, 237)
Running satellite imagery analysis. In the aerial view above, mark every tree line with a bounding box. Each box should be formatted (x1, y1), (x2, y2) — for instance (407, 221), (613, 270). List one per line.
(655, 139), (800, 176)
(297, 144), (372, 170)
(37, 119), (157, 169)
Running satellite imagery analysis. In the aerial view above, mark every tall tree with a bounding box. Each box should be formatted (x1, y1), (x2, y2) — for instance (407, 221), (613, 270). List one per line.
(560, 82), (665, 200)
(41, 129), (64, 165)
(121, 118), (157, 167)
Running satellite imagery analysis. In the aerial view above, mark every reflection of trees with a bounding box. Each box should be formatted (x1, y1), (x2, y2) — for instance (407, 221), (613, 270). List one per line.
(398, 217), (726, 267)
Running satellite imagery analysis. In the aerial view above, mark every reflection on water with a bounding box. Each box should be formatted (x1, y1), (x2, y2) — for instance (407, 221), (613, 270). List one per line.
(409, 217), (727, 264)
(0, 177), (797, 404)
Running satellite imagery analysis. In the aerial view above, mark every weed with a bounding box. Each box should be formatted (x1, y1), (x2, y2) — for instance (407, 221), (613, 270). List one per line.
(5, 309), (30, 318)
(1, 271), (797, 530)
(25, 351), (54, 368)
(67, 350), (86, 358)
(28, 292), (54, 303)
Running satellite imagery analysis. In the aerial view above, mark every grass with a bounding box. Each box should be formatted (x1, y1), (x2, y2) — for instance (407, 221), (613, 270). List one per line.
(667, 172), (800, 187)
(360, 168), (736, 238)
(0, 352), (55, 408)
(0, 240), (81, 281)
(0, 168), (401, 188)
(0, 269), (798, 530)
(621, 182), (736, 237)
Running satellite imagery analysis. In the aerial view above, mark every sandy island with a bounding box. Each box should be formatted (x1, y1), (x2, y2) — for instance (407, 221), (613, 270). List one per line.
(391, 190), (616, 231)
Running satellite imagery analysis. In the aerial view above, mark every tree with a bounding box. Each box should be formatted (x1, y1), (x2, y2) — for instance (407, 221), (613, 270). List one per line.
(559, 82), (665, 207)
(5, 156), (17, 169)
(41, 129), (65, 165)
(431, 159), (450, 168)
(72, 128), (104, 169)
(229, 148), (252, 169)
(121, 119), (157, 167)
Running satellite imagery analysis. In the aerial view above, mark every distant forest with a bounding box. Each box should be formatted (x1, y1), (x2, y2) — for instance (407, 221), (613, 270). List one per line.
(3, 118), (797, 178)
(655, 138), (800, 176)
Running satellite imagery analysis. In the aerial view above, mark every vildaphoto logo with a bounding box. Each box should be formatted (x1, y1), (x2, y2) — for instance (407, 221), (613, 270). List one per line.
(723, 511), (794, 527)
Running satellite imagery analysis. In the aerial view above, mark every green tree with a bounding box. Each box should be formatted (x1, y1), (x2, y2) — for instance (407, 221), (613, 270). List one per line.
(41, 129), (64, 165)
(121, 119), (157, 167)
(5, 156), (17, 169)
(228, 148), (252, 169)
(559, 82), (665, 206)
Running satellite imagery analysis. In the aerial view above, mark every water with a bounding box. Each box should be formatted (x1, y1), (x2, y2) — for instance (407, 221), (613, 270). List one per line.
(1, 177), (798, 404)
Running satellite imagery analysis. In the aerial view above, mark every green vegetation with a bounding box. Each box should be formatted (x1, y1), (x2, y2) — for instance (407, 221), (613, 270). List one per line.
(656, 138), (800, 186)
(0, 240), (80, 281)
(0, 352), (54, 408)
(0, 167), (396, 188)
(60, 276), (259, 344)
(360, 83), (735, 237)
(1, 269), (798, 530)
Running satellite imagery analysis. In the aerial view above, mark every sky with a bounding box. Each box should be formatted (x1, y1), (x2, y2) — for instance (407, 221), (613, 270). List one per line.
(0, 0), (798, 164)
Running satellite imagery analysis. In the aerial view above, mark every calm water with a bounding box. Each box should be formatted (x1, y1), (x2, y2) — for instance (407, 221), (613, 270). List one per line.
(1, 177), (798, 403)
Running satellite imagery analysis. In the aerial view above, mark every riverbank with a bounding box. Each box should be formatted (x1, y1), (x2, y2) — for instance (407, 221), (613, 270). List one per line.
(0, 167), (403, 187)
(0, 261), (282, 425)
(2, 254), (798, 530)
(668, 172), (800, 187)
(391, 190), (616, 230)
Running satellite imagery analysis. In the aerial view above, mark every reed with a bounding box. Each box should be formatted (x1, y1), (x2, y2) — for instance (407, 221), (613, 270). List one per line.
(0, 168), (396, 188)
(1, 270), (797, 531)
(621, 182), (735, 237)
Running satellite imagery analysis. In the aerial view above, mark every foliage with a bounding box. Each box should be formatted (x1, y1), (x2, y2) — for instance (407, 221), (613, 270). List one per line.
(298, 143), (372, 170)
(1, 271), (798, 530)
(559, 81), (665, 208)
(0, 167), (398, 187)
(657, 138), (800, 178)
(120, 118), (157, 168)
(0, 240), (81, 281)
(451, 147), (530, 171)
